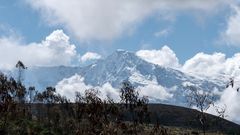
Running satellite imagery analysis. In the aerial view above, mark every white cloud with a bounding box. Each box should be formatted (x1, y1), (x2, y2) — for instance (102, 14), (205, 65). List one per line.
(182, 52), (226, 76)
(0, 29), (77, 70)
(138, 84), (173, 101)
(56, 74), (173, 102)
(129, 70), (173, 101)
(182, 52), (240, 77)
(80, 52), (102, 63)
(97, 83), (121, 102)
(222, 5), (240, 46)
(55, 74), (91, 101)
(55, 74), (120, 102)
(25, 0), (230, 41)
(208, 87), (240, 124)
(136, 45), (180, 68)
(154, 27), (171, 37)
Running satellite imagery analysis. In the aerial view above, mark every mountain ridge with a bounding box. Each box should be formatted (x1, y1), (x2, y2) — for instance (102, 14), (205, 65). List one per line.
(7, 50), (225, 106)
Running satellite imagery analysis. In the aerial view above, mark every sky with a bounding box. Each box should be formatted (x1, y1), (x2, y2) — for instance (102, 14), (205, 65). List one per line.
(0, 0), (240, 69)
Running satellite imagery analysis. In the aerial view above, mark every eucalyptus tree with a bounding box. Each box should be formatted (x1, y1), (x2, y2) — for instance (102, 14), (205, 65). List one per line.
(185, 85), (214, 135)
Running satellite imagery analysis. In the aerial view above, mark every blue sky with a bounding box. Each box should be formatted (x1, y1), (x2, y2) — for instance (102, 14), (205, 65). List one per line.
(0, 0), (240, 67)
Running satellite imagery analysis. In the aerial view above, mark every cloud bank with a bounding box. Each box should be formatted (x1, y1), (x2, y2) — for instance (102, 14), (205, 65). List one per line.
(0, 29), (77, 70)
(136, 45), (240, 79)
(182, 52), (240, 77)
(222, 5), (240, 46)
(136, 45), (180, 68)
(138, 84), (173, 101)
(208, 87), (240, 123)
(25, 0), (230, 41)
(80, 52), (102, 63)
(56, 74), (173, 102)
(55, 74), (120, 102)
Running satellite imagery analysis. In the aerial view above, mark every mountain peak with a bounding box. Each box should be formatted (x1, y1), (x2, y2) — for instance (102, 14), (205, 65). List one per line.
(116, 49), (125, 52)
(105, 50), (143, 66)
(114, 49), (131, 55)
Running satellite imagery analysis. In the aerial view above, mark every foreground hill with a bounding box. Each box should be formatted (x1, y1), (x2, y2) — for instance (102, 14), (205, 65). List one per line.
(146, 104), (240, 134)
(28, 103), (240, 134)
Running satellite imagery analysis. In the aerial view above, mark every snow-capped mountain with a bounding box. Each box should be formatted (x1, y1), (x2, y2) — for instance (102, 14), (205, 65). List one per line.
(0, 50), (227, 106)
(10, 50), (227, 105)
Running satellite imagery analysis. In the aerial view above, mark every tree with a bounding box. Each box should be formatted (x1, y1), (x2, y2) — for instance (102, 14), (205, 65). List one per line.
(185, 85), (214, 135)
(74, 92), (85, 133)
(0, 73), (27, 132)
(120, 81), (139, 110)
(226, 77), (239, 92)
(120, 81), (150, 134)
(28, 86), (35, 103)
(15, 61), (27, 103)
(83, 89), (104, 134)
(35, 86), (60, 126)
(0, 73), (16, 131)
(15, 60), (27, 83)
(214, 104), (227, 133)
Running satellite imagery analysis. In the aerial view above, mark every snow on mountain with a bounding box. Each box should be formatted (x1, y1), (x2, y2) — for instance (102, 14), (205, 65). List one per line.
(5, 50), (227, 105)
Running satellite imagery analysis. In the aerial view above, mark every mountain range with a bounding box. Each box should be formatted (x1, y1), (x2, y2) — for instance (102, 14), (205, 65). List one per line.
(8, 50), (227, 106)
